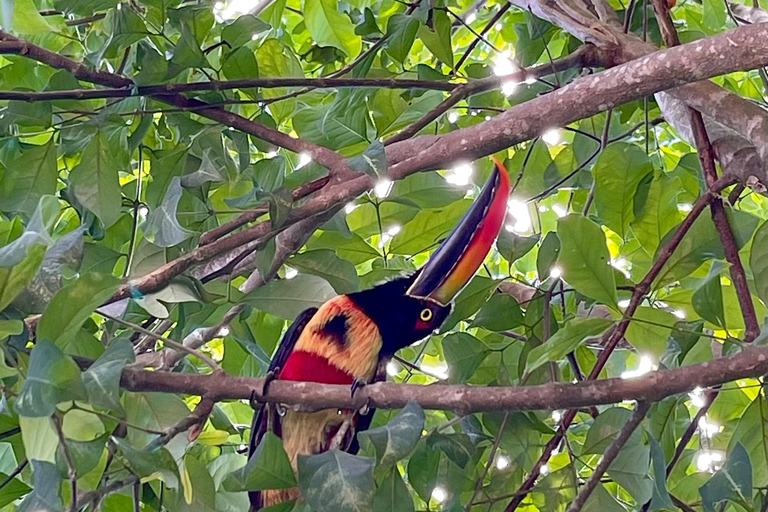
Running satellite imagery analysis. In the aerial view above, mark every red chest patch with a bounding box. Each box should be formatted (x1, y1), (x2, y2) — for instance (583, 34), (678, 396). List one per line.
(279, 351), (355, 385)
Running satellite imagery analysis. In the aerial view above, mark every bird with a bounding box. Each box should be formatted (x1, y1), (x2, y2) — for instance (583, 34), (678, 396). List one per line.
(248, 158), (511, 510)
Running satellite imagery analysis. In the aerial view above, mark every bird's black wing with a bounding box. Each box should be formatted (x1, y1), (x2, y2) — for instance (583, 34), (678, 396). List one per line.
(248, 306), (317, 510)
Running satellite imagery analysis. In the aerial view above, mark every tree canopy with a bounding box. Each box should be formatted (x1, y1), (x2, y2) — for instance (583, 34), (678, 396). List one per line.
(0, 0), (767, 511)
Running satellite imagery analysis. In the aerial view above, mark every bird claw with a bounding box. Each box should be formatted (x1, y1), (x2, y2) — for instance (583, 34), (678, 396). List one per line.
(350, 378), (366, 398)
(251, 369), (279, 409)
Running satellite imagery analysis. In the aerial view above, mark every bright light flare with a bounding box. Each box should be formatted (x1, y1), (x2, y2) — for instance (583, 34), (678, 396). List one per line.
(386, 224), (401, 236)
(539, 464), (550, 476)
(698, 417), (721, 438)
(495, 455), (511, 470)
(673, 309), (686, 319)
(506, 199), (532, 234)
(386, 361), (399, 376)
(501, 80), (518, 97)
(285, 267), (298, 279)
(214, 0), (263, 20)
(549, 267), (562, 279)
(689, 387), (707, 408)
(493, 52), (518, 77)
(431, 487), (448, 503)
(551, 410), (562, 423)
(217, 327), (230, 337)
(551, 204), (567, 218)
(374, 179), (393, 198)
(137, 205), (149, 220)
(541, 128), (562, 146)
(677, 203), (693, 213)
(447, 111), (460, 123)
(446, 162), (474, 187)
(696, 450), (725, 473)
(297, 152), (312, 169)
(344, 202), (358, 214)
(420, 361), (449, 380)
(621, 355), (656, 379)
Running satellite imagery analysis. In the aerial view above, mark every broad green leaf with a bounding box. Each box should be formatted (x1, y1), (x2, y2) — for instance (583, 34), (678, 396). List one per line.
(82, 339), (135, 413)
(525, 318), (613, 374)
(536, 231), (560, 279)
(167, 24), (209, 77)
(358, 402), (424, 467)
(654, 209), (759, 287)
(123, 392), (192, 449)
(391, 172), (465, 209)
(15, 340), (87, 417)
(582, 407), (642, 454)
(648, 437), (675, 511)
(307, 232), (380, 265)
(406, 440), (439, 502)
(750, 221), (768, 306)
(583, 483), (627, 512)
(692, 265), (726, 328)
(417, 10), (453, 68)
(290, 249), (359, 294)
(631, 174), (682, 255)
(16, 461), (62, 512)
(6, 0), (61, 33)
(373, 468), (414, 512)
(255, 40), (304, 122)
(176, 455), (218, 512)
(427, 433), (475, 468)
(347, 141), (387, 179)
(69, 130), (126, 229)
(144, 177), (192, 247)
(302, 0), (361, 56)
(0, 319), (22, 338)
(496, 232), (540, 264)
(298, 450), (375, 512)
(37, 272), (120, 350)
(728, 396), (767, 487)
(470, 293), (524, 332)
(442, 332), (489, 383)
(440, 276), (501, 332)
(607, 443), (653, 504)
(221, 14), (270, 47)
(0, 195), (58, 268)
(593, 143), (653, 239)
(222, 47), (260, 99)
(702, 0), (727, 32)
(557, 215), (618, 309)
(240, 274), (336, 319)
(20, 416), (58, 463)
(699, 443), (752, 512)
(61, 409), (105, 442)
(113, 437), (180, 489)
(223, 432), (296, 491)
(0, 468), (31, 508)
(625, 307), (677, 359)
(385, 14), (420, 64)
(0, 140), (57, 218)
(0, 243), (46, 314)
(389, 200), (470, 255)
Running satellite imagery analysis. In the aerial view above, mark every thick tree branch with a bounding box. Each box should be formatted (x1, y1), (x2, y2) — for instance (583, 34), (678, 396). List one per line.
(117, 341), (768, 412)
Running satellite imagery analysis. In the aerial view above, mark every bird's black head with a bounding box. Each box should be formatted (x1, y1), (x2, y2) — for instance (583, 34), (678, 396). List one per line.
(348, 274), (452, 356)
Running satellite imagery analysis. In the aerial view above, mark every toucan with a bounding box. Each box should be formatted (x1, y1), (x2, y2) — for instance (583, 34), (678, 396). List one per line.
(248, 158), (511, 509)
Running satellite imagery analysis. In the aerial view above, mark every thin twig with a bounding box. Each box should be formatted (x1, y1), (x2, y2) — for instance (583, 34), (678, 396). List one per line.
(565, 401), (651, 512)
(52, 414), (78, 512)
(466, 413), (509, 510)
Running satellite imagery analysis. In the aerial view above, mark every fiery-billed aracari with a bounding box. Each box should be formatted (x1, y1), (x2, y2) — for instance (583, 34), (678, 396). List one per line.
(248, 159), (510, 509)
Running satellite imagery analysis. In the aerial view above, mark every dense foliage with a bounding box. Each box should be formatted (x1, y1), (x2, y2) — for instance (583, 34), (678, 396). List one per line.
(0, 0), (766, 511)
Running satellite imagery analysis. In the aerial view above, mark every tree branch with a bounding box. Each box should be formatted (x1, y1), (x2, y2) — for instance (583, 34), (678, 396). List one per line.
(565, 401), (651, 512)
(116, 341), (768, 412)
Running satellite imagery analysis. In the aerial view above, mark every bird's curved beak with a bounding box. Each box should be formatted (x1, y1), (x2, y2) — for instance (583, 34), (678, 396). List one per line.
(406, 158), (511, 305)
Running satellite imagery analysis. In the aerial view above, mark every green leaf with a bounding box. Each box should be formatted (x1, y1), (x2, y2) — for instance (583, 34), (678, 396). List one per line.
(0, 468), (32, 508)
(82, 339), (135, 413)
(385, 14), (420, 64)
(113, 437), (180, 489)
(417, 10), (453, 68)
(221, 15), (270, 47)
(525, 318), (613, 374)
(374, 468), (414, 512)
(440, 276), (501, 332)
(607, 443), (653, 504)
(750, 221), (768, 306)
(389, 200), (470, 255)
(256, 39), (303, 122)
(427, 433), (475, 468)
(0, 319), (22, 338)
(582, 407), (642, 454)
(56, 434), (107, 477)
(307, 232), (380, 265)
(442, 332), (489, 383)
(302, 0), (361, 56)
(144, 177), (192, 247)
(20, 416), (58, 463)
(290, 249), (359, 294)
(69, 130), (126, 229)
(625, 307), (677, 359)
(0, 243), (46, 314)
(15, 340), (87, 417)
(222, 47), (260, 99)
(347, 141), (387, 179)
(648, 437), (675, 511)
(557, 215), (618, 309)
(536, 231), (561, 279)
(298, 450), (375, 512)
(593, 143), (653, 239)
(496, 232), (539, 264)
(631, 174), (682, 255)
(16, 461), (62, 512)
(5, 0), (60, 34)
(692, 265), (726, 328)
(167, 23), (209, 77)
(728, 396), (767, 487)
(37, 272), (120, 349)
(470, 293), (524, 332)
(391, 172), (464, 209)
(223, 432), (296, 491)
(0, 140), (57, 218)
(358, 402), (424, 467)
(702, 0), (727, 32)
(700, 443), (753, 512)
(583, 483), (627, 512)
(240, 274), (336, 319)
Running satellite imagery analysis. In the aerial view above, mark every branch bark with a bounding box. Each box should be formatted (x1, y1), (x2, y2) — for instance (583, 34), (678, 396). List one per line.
(117, 341), (768, 412)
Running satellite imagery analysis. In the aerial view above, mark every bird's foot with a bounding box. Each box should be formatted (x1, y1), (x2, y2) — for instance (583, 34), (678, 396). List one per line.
(350, 378), (366, 398)
(251, 369), (280, 409)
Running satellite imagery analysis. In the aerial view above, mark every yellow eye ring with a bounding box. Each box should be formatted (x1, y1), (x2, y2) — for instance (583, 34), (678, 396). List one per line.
(420, 308), (433, 322)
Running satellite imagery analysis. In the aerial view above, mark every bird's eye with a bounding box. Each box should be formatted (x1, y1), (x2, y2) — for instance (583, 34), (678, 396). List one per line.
(420, 308), (434, 322)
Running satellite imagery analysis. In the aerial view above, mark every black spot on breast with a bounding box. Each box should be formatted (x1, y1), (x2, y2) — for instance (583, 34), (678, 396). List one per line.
(317, 314), (349, 348)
